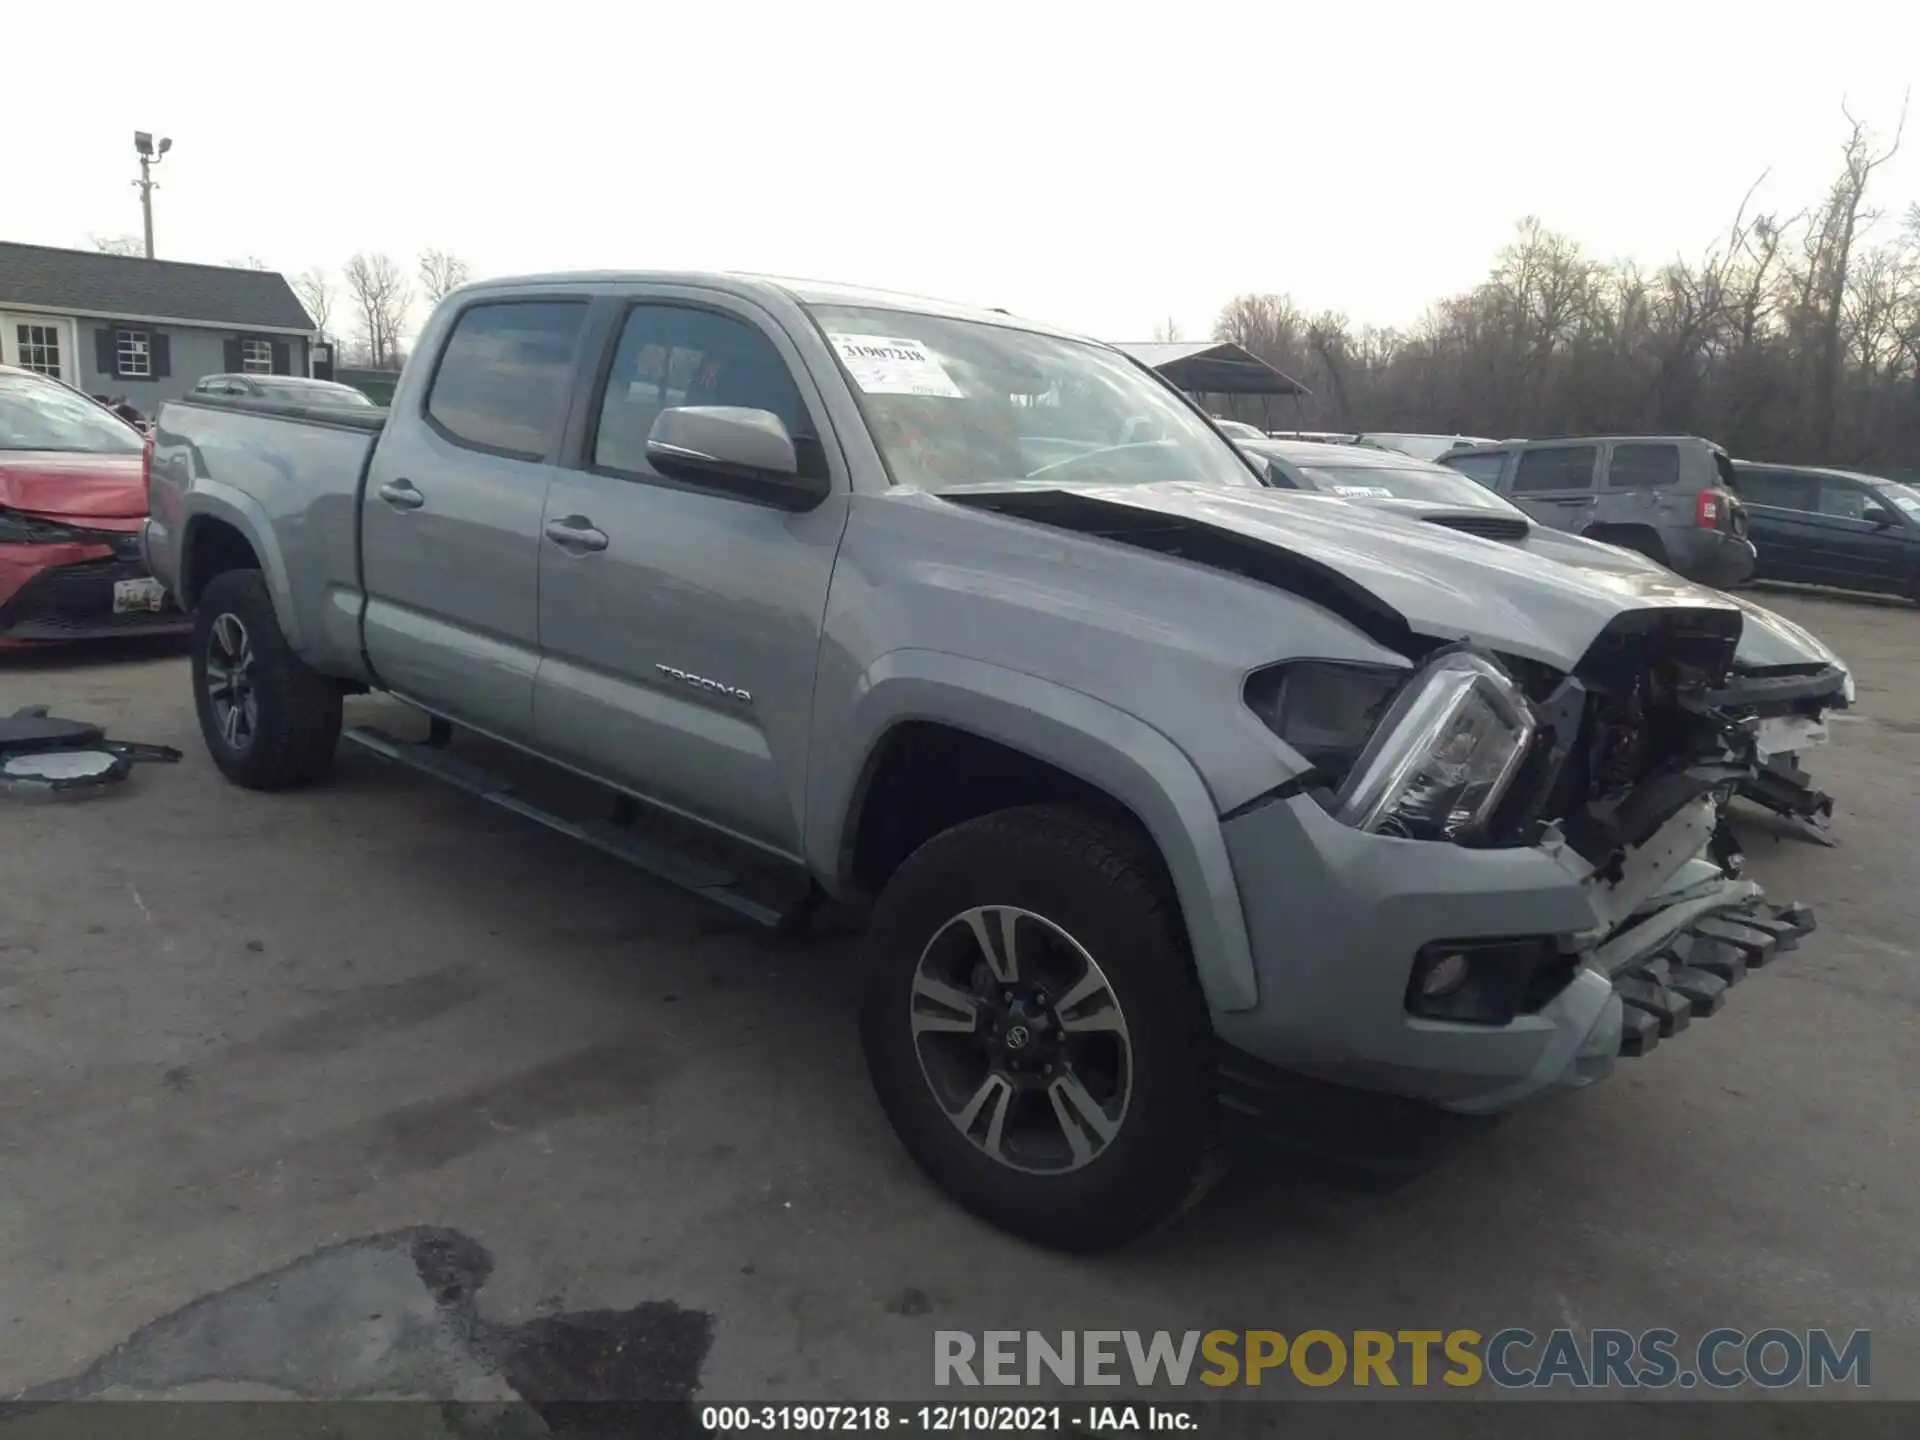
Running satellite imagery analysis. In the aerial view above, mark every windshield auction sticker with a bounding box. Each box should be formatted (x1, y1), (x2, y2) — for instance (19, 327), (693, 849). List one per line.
(830, 334), (965, 398)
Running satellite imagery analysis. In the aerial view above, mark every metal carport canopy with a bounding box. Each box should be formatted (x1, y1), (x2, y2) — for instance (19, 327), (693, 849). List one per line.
(1112, 341), (1310, 397)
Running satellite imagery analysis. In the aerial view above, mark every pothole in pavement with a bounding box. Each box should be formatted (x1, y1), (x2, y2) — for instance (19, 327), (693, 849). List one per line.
(2, 1227), (712, 1438)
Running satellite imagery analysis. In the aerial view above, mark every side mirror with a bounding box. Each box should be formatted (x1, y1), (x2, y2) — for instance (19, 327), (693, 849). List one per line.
(645, 406), (829, 512)
(1862, 502), (1898, 529)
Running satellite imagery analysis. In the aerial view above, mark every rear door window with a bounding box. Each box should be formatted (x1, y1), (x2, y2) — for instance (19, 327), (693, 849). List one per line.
(1731, 469), (1814, 510)
(1511, 445), (1599, 494)
(1441, 451), (1508, 486)
(1606, 442), (1680, 488)
(425, 300), (590, 460)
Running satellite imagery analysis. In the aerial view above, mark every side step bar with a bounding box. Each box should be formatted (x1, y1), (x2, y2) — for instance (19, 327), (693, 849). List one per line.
(343, 724), (792, 930)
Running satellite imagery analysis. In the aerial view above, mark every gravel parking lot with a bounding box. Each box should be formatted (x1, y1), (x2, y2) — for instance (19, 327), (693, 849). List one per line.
(2, 589), (1916, 1411)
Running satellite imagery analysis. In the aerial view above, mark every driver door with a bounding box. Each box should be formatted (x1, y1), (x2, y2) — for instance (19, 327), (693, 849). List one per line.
(532, 294), (848, 857)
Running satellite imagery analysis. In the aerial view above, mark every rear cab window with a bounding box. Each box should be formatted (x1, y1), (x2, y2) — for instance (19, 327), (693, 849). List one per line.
(1606, 443), (1680, 488)
(1511, 445), (1599, 494)
(425, 300), (590, 459)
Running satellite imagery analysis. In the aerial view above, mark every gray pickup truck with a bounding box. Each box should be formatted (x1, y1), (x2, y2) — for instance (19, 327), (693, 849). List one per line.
(146, 274), (1816, 1250)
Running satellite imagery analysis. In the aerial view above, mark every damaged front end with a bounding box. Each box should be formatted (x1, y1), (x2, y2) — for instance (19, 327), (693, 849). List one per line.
(1715, 664), (1848, 843)
(1251, 604), (1815, 1070)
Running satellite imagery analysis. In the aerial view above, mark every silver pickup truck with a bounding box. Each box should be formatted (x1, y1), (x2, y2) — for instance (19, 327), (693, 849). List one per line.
(146, 273), (1817, 1250)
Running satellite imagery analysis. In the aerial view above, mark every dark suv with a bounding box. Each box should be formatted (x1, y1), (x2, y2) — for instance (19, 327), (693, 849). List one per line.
(1440, 435), (1755, 587)
(1729, 462), (1920, 602)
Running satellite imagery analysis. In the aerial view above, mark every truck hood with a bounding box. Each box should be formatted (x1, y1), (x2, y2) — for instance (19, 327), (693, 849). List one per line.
(1482, 514), (1845, 675)
(0, 451), (148, 522)
(943, 482), (1743, 672)
(1313, 495), (1844, 679)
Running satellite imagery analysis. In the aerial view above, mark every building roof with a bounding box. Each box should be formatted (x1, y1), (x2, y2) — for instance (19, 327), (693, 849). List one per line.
(1111, 340), (1308, 397)
(0, 241), (314, 332)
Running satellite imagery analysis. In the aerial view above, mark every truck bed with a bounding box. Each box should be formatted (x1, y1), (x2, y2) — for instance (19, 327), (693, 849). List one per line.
(147, 396), (387, 678)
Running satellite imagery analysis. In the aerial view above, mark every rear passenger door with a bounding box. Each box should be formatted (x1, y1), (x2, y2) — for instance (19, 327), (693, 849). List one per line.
(1505, 444), (1600, 533)
(1600, 440), (1685, 533)
(531, 293), (848, 858)
(1729, 467), (1816, 581)
(360, 298), (591, 742)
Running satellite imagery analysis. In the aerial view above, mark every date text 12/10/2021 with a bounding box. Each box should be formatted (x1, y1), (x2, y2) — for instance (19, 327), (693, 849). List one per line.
(700, 1405), (1194, 1432)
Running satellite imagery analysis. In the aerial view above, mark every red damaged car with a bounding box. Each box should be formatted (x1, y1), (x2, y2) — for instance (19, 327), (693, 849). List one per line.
(0, 364), (187, 647)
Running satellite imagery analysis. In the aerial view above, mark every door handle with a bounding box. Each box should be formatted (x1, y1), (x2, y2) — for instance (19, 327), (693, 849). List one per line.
(545, 516), (609, 553)
(377, 479), (424, 511)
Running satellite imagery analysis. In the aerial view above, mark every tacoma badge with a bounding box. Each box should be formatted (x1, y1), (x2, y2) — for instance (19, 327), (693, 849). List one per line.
(655, 664), (752, 705)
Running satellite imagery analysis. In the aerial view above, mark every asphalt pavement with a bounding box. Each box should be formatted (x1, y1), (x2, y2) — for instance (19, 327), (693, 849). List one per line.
(2, 588), (1915, 1417)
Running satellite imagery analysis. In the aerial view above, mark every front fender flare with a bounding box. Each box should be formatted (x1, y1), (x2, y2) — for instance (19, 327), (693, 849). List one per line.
(808, 648), (1259, 1014)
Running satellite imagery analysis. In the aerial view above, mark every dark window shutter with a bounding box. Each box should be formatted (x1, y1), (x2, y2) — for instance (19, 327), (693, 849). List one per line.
(151, 332), (171, 378)
(270, 340), (291, 375)
(223, 338), (242, 371)
(96, 328), (118, 377)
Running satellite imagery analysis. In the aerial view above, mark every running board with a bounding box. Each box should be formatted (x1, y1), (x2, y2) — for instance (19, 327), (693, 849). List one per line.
(342, 725), (787, 929)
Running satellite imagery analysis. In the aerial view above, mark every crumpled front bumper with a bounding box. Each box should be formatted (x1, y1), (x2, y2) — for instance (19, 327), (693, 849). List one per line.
(1602, 897), (1813, 1058)
(1213, 790), (1812, 1118)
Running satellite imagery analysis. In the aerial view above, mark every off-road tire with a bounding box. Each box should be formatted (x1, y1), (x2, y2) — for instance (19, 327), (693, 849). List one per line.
(860, 804), (1216, 1251)
(191, 568), (342, 790)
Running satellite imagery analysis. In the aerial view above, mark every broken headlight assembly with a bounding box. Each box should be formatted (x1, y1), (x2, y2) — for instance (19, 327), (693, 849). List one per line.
(1245, 650), (1539, 842)
(1339, 651), (1536, 841)
(1243, 660), (1405, 790)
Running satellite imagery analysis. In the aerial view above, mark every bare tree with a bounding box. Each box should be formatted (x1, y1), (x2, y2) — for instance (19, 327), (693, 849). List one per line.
(226, 256), (269, 270)
(1197, 112), (1920, 473)
(1152, 317), (1183, 342)
(90, 234), (144, 256)
(1801, 99), (1907, 449)
(294, 268), (335, 340)
(418, 249), (472, 305)
(343, 252), (413, 369)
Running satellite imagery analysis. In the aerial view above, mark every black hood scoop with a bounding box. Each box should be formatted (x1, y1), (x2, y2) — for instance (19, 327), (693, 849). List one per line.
(1420, 511), (1531, 542)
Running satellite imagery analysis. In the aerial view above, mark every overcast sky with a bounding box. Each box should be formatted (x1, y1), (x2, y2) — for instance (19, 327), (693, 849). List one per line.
(9, 1), (1919, 343)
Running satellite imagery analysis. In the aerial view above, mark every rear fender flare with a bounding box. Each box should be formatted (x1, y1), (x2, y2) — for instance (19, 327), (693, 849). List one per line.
(808, 648), (1259, 1014)
(180, 484), (305, 651)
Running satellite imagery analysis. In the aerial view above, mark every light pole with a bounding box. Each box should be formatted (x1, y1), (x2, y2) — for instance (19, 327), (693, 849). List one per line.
(132, 131), (172, 259)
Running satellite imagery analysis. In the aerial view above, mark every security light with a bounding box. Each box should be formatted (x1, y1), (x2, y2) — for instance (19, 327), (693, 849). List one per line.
(158, 137), (172, 155)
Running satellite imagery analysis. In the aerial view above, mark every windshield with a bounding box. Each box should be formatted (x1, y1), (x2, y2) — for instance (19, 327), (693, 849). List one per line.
(807, 305), (1261, 491)
(0, 373), (143, 454)
(1871, 480), (1920, 517)
(256, 378), (375, 407)
(1292, 459), (1518, 510)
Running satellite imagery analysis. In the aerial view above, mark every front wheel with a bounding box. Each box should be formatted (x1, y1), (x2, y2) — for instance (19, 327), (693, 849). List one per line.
(860, 804), (1216, 1250)
(191, 568), (342, 790)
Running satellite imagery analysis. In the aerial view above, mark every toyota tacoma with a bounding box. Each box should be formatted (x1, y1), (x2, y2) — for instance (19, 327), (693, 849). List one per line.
(146, 274), (1816, 1249)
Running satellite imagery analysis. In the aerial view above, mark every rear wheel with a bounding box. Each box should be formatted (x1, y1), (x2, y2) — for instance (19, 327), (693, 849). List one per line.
(860, 804), (1216, 1250)
(191, 569), (342, 790)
